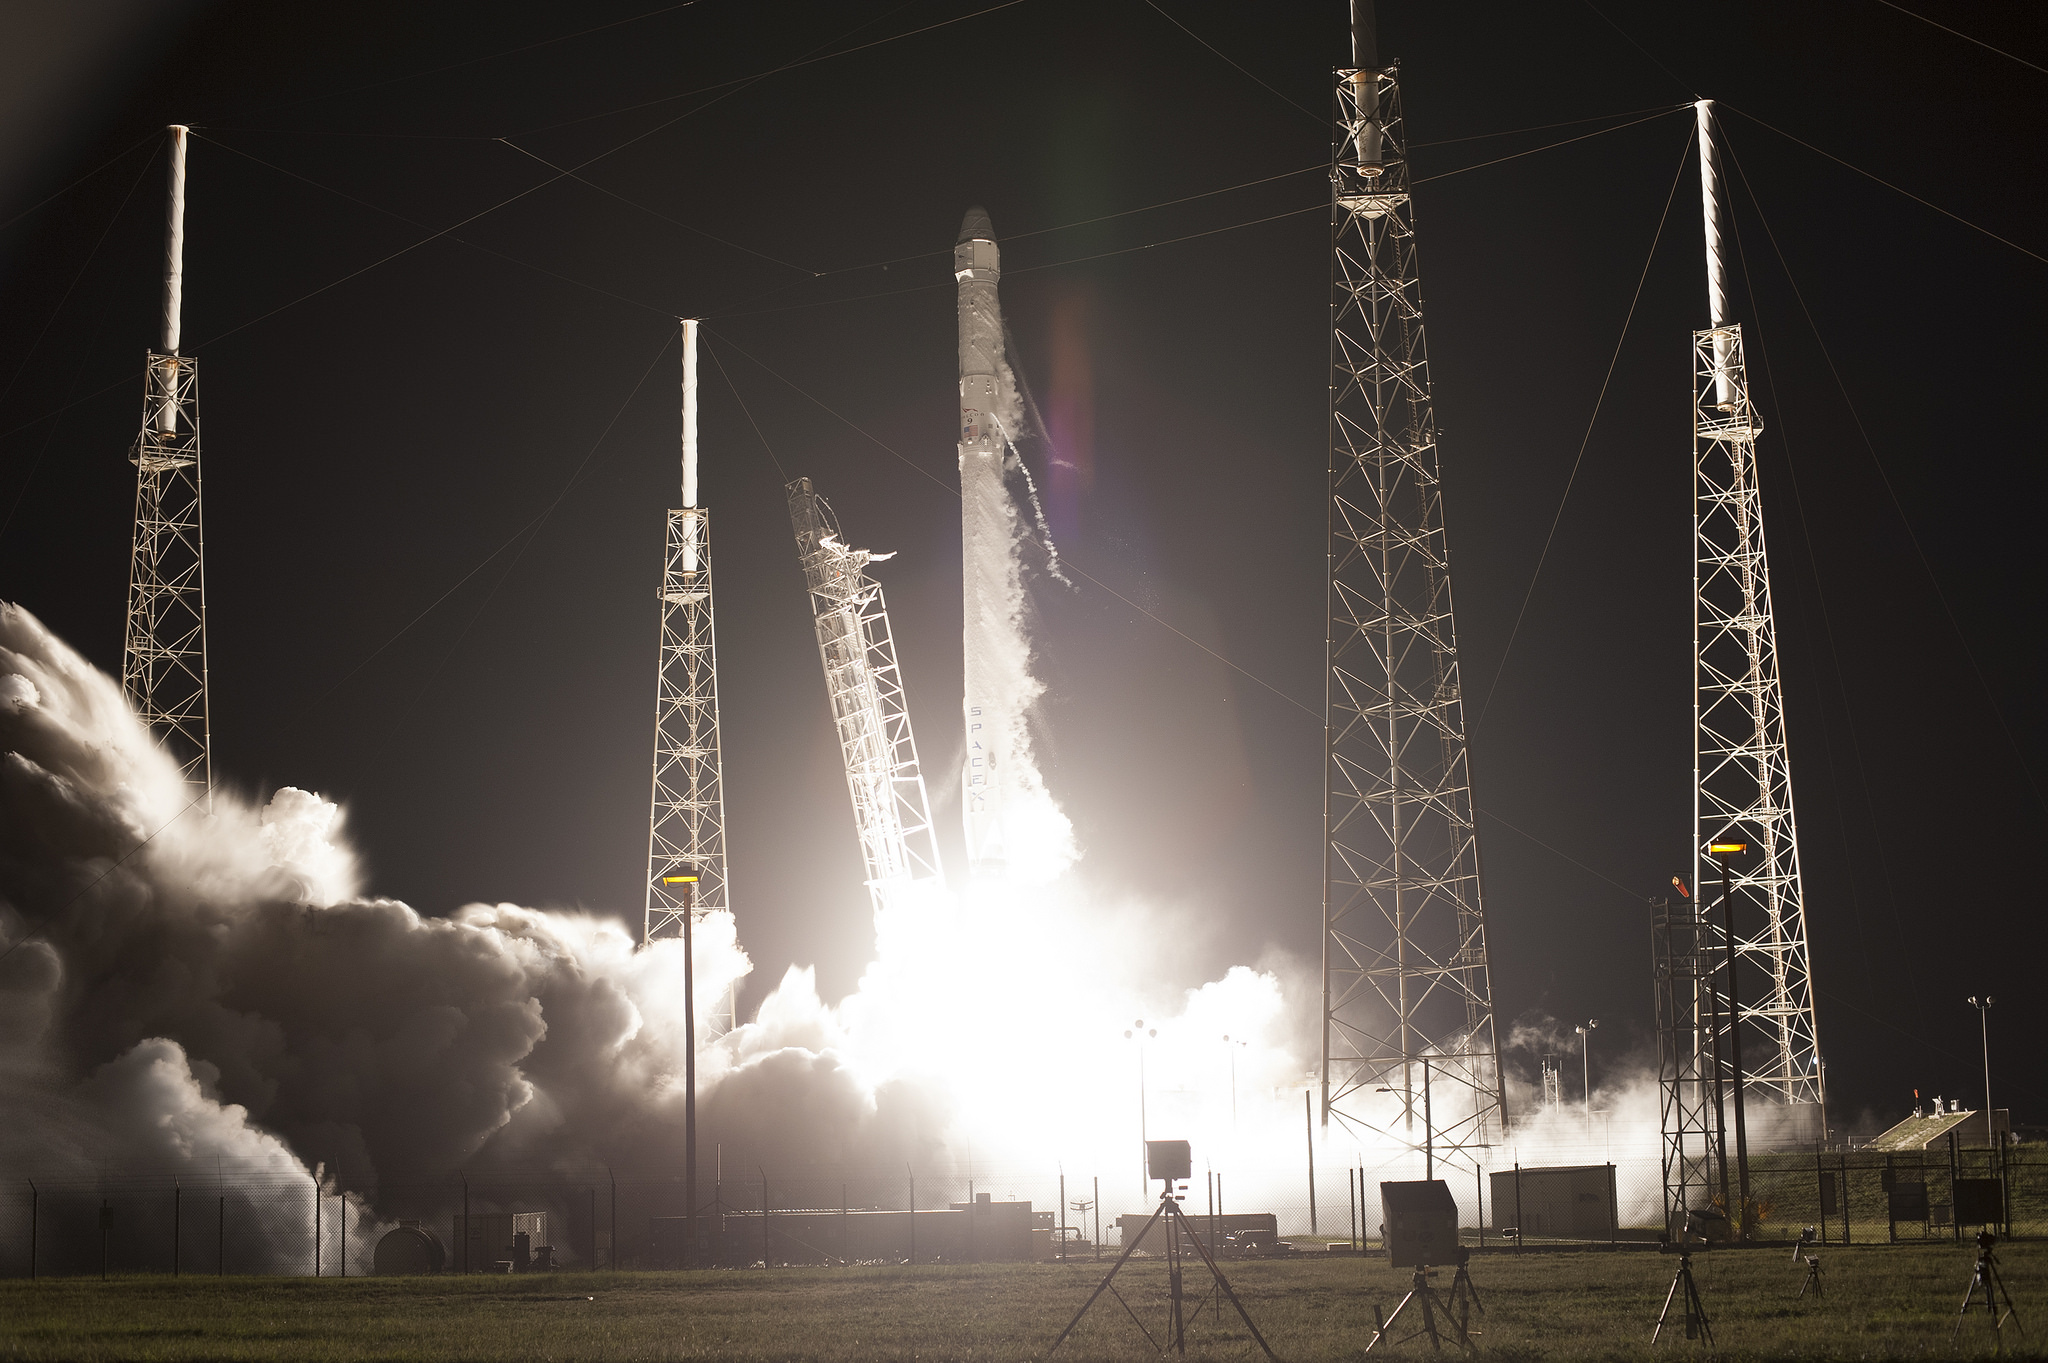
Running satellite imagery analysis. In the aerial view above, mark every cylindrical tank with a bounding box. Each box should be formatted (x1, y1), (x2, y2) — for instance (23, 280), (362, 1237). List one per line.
(374, 1221), (447, 1275)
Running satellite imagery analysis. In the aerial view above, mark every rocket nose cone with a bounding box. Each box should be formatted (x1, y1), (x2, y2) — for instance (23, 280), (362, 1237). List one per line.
(957, 205), (995, 245)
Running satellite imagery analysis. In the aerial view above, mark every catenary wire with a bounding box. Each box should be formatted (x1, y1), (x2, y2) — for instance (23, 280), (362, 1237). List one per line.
(215, 2), (703, 120)
(1471, 122), (1694, 733)
(1412, 105), (1688, 183)
(191, 132), (676, 315)
(289, 325), (680, 720)
(509, 0), (1028, 137)
(0, 136), (160, 414)
(1716, 136), (1893, 1006)
(1135, 0), (1324, 124)
(705, 323), (1667, 906)
(0, 130), (163, 235)
(1720, 102), (2048, 267)
(1872, 0), (2048, 76)
(0, 105), (1689, 443)
(1717, 130), (2045, 819)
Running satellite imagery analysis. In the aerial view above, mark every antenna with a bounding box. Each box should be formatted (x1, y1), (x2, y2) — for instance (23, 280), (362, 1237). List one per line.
(122, 125), (211, 808)
(1688, 105), (1825, 1144)
(644, 318), (732, 1034)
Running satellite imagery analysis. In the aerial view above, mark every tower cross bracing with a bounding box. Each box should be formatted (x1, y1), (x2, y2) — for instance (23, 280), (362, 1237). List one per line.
(1320, 57), (1506, 1161)
(788, 478), (942, 914)
(1691, 103), (1823, 1132)
(644, 319), (733, 1034)
(123, 125), (211, 805)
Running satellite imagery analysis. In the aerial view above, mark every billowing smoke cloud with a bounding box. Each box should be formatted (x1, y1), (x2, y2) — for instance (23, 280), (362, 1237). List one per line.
(0, 603), (966, 1204)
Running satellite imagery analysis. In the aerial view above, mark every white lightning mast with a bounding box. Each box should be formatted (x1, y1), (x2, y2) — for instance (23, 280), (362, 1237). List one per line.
(1319, 2), (1507, 1161)
(123, 125), (212, 808)
(645, 318), (733, 1032)
(788, 478), (943, 914)
(1690, 102), (1825, 1134)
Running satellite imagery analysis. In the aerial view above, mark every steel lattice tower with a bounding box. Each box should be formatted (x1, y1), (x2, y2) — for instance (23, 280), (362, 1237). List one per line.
(1320, 10), (1506, 1159)
(644, 319), (733, 1033)
(123, 126), (211, 807)
(1691, 102), (1824, 1133)
(1654, 892), (1727, 1236)
(787, 478), (943, 914)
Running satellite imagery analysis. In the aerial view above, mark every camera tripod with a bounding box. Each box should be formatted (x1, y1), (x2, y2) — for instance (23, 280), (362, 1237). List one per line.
(1653, 1250), (1713, 1345)
(1365, 1253), (1481, 1354)
(1047, 1186), (1277, 1361)
(1953, 1233), (2024, 1349)
(1797, 1256), (1822, 1300)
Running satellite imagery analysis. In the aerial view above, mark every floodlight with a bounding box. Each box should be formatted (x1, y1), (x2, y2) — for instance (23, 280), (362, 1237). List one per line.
(1709, 842), (1747, 854)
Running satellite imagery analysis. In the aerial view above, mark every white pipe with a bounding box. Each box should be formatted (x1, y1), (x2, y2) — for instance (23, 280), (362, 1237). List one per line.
(1695, 100), (1734, 408)
(155, 127), (189, 437)
(161, 126), (188, 355)
(681, 318), (700, 571)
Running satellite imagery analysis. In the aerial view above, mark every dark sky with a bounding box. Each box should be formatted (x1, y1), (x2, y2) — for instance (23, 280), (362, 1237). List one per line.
(2, 0), (2042, 1130)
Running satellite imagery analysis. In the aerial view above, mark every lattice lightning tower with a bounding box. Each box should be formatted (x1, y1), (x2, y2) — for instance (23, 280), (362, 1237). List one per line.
(1691, 101), (1824, 1132)
(644, 319), (733, 1032)
(123, 125), (212, 807)
(787, 478), (943, 914)
(1320, 7), (1506, 1161)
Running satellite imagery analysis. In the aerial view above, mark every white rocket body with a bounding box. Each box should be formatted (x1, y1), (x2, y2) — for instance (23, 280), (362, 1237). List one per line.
(955, 207), (1013, 880)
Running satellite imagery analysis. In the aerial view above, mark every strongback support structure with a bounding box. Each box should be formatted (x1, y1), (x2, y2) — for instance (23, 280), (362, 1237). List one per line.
(787, 478), (943, 915)
(645, 318), (734, 1034)
(123, 125), (211, 807)
(1321, 6), (1506, 1161)
(1690, 102), (1823, 1135)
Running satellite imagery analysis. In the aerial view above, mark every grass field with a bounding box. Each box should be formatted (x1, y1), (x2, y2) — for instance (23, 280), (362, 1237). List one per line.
(1, 1241), (2038, 1361)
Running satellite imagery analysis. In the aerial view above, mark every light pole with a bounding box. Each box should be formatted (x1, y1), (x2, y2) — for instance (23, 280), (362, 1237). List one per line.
(1124, 1020), (1155, 1202)
(1711, 841), (1753, 1239)
(1968, 996), (1995, 1150)
(663, 867), (702, 1268)
(1223, 1036), (1247, 1127)
(1576, 1020), (1599, 1137)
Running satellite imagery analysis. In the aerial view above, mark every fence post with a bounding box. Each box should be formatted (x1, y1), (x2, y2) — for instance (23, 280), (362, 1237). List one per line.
(1304, 1091), (1318, 1236)
(1608, 1163), (1616, 1250)
(1947, 1130), (1960, 1243)
(100, 1199), (110, 1279)
(462, 1174), (471, 1274)
(1815, 1145), (1827, 1245)
(217, 1195), (225, 1276)
(173, 1182), (181, 1276)
(587, 1188), (596, 1271)
(1060, 1171), (1068, 1262)
(907, 1166), (915, 1265)
(1885, 1152), (1896, 1244)
(1841, 1154), (1852, 1244)
(1514, 1162), (1523, 1253)
(314, 1176), (321, 1276)
(1093, 1176), (1100, 1262)
(339, 1192), (347, 1278)
(1477, 1165), (1485, 1249)
(27, 1180), (35, 1280)
(760, 1169), (770, 1267)
(608, 1168), (616, 1271)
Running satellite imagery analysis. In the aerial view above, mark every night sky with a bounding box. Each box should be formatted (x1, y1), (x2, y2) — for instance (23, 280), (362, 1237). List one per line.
(3, 1), (2042, 1132)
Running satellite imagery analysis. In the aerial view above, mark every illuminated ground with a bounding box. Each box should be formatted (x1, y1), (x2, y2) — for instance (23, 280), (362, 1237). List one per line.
(0, 1241), (2037, 1360)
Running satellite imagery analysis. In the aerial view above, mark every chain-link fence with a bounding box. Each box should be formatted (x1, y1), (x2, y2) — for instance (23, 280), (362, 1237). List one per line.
(2, 1147), (2038, 1276)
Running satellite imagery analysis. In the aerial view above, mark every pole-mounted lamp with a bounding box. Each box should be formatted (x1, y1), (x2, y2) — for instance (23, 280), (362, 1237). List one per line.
(1967, 996), (1995, 1151)
(663, 867), (702, 1268)
(1709, 841), (1752, 1239)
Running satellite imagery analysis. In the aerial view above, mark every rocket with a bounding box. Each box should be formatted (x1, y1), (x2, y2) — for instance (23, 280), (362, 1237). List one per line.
(955, 206), (1010, 880)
